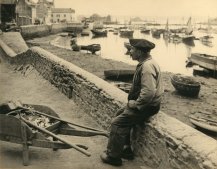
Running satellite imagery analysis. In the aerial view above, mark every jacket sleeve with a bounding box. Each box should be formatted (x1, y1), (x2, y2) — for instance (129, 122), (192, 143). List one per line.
(135, 65), (157, 110)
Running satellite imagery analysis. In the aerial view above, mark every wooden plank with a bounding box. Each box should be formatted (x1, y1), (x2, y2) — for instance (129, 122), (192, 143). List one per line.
(31, 139), (88, 150)
(45, 121), (61, 132)
(21, 122), (29, 166)
(59, 127), (108, 137)
(0, 135), (23, 144)
(0, 135), (88, 150)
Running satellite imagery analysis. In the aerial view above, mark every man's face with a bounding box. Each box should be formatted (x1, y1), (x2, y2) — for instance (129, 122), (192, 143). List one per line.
(130, 47), (140, 60)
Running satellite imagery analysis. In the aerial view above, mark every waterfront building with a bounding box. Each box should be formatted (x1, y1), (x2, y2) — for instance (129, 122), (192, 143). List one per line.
(0, 0), (17, 24)
(0, 0), (36, 25)
(16, 0), (37, 25)
(51, 8), (75, 23)
(36, 0), (54, 24)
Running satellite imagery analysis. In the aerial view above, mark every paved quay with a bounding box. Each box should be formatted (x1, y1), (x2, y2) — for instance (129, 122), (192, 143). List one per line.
(0, 59), (151, 169)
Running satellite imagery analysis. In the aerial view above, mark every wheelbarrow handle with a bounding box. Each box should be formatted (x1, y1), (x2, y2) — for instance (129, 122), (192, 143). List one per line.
(26, 108), (108, 135)
(20, 116), (91, 157)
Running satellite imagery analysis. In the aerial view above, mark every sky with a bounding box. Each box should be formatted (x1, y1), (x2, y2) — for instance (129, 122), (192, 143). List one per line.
(34, 0), (217, 19)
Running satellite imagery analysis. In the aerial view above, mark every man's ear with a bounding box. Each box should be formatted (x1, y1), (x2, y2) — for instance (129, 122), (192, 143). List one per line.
(138, 50), (143, 55)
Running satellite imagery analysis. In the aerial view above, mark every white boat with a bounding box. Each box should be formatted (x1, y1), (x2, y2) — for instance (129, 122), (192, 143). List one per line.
(190, 53), (217, 71)
(189, 111), (217, 133)
(93, 21), (104, 29)
(200, 19), (213, 44)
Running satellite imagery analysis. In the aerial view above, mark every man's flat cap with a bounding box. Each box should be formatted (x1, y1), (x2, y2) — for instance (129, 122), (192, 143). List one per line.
(129, 39), (155, 52)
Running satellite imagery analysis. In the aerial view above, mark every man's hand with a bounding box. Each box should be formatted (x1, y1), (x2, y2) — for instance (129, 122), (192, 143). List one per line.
(127, 100), (137, 109)
(115, 106), (125, 116)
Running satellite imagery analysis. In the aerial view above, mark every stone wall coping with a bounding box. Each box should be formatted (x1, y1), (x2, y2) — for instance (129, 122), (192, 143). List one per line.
(20, 24), (63, 27)
(152, 112), (217, 165)
(0, 39), (16, 57)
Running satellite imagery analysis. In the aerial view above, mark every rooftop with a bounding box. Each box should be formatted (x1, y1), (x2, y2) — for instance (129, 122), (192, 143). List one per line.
(51, 8), (75, 13)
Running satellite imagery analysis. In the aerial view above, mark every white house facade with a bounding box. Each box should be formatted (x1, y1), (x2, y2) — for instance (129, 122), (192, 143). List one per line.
(51, 8), (75, 23)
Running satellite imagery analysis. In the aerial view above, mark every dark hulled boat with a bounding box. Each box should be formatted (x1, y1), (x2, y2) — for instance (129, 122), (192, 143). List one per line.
(119, 30), (134, 38)
(91, 29), (107, 36)
(140, 29), (150, 34)
(104, 69), (135, 81)
(80, 44), (101, 54)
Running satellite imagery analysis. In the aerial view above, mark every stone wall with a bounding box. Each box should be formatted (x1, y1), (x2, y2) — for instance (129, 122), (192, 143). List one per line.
(20, 23), (83, 39)
(50, 23), (67, 34)
(21, 25), (50, 39)
(1, 40), (217, 169)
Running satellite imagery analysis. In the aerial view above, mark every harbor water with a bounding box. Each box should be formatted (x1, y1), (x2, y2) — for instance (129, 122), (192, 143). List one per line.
(59, 26), (217, 76)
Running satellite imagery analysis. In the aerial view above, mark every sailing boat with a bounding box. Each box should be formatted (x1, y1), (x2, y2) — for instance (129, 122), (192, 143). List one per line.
(200, 19), (213, 45)
(181, 17), (195, 46)
(163, 19), (171, 38)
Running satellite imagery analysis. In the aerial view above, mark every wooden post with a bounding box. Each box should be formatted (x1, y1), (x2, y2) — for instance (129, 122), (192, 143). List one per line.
(20, 117), (91, 157)
(21, 123), (29, 166)
(53, 137), (58, 151)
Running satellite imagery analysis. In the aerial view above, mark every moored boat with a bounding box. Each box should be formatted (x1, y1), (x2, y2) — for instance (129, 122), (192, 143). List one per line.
(190, 53), (217, 71)
(180, 17), (195, 45)
(80, 31), (90, 36)
(163, 19), (171, 38)
(91, 29), (107, 36)
(114, 82), (131, 93)
(181, 35), (195, 42)
(140, 28), (150, 34)
(151, 29), (162, 38)
(72, 44), (101, 54)
(113, 30), (118, 35)
(200, 35), (213, 42)
(104, 69), (135, 81)
(169, 34), (182, 43)
(80, 44), (101, 54)
(189, 111), (217, 133)
(119, 29), (134, 38)
(170, 74), (201, 97)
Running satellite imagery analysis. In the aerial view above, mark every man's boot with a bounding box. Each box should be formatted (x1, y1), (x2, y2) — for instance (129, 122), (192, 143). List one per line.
(100, 152), (122, 166)
(121, 146), (134, 160)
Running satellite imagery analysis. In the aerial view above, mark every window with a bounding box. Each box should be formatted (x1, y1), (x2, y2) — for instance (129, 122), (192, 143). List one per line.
(64, 14), (66, 17)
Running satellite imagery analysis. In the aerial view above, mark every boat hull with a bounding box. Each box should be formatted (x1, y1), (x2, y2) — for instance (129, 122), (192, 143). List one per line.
(189, 111), (217, 133)
(190, 53), (217, 71)
(91, 29), (107, 36)
(119, 31), (134, 37)
(171, 74), (200, 97)
(104, 69), (134, 81)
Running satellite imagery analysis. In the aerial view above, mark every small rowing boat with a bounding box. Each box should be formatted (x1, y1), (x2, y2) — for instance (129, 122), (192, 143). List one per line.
(171, 74), (201, 97)
(189, 111), (217, 133)
(190, 53), (217, 71)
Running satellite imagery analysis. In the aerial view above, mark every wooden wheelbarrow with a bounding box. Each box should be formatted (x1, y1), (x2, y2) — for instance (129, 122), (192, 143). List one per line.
(0, 101), (108, 166)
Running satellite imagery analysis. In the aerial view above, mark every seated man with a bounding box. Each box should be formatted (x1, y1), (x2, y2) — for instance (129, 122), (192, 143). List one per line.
(100, 38), (163, 166)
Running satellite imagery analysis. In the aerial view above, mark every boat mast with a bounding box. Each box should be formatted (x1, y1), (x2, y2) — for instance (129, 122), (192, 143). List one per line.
(207, 18), (212, 36)
(186, 17), (193, 35)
